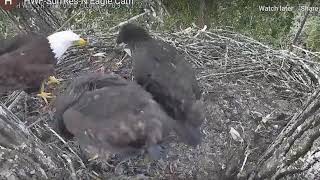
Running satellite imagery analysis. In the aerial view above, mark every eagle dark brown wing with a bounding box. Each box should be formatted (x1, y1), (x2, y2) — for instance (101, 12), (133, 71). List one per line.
(117, 24), (203, 146)
(0, 34), (55, 94)
(0, 34), (34, 55)
(55, 73), (173, 159)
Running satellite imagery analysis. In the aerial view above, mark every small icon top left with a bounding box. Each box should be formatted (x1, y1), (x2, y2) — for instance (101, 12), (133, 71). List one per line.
(0, 0), (22, 11)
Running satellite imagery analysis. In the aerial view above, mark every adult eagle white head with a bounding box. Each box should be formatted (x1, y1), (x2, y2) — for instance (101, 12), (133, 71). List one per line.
(0, 30), (87, 103)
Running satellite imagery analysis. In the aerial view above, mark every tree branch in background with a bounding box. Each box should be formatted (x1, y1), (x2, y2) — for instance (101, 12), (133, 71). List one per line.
(290, 0), (315, 51)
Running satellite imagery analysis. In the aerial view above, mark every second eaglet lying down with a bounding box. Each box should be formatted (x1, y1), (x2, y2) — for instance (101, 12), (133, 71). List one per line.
(0, 31), (87, 103)
(55, 73), (173, 160)
(117, 23), (204, 146)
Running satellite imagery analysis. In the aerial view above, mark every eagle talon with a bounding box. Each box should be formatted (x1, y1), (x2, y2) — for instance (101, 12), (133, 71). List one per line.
(37, 91), (54, 104)
(47, 76), (63, 85)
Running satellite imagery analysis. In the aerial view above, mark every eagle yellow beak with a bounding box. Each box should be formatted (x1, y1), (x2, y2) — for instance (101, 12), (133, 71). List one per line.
(74, 38), (87, 47)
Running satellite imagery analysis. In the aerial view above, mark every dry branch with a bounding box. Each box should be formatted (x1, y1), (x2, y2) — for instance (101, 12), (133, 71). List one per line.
(249, 88), (320, 179)
(290, 0), (315, 51)
(0, 103), (76, 179)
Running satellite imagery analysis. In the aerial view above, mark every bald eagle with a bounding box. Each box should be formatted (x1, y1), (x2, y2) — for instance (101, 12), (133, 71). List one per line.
(117, 23), (203, 146)
(55, 73), (173, 160)
(0, 31), (87, 103)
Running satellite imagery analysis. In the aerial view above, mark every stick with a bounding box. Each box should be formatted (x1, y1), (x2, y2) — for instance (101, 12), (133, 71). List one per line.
(109, 9), (151, 32)
(292, 45), (320, 59)
(55, 11), (82, 32)
(290, 0), (315, 51)
(47, 126), (86, 168)
(8, 91), (25, 110)
(62, 154), (77, 180)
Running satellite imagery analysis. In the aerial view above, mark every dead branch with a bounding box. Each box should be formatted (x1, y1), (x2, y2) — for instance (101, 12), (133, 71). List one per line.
(249, 88), (320, 179)
(0, 103), (76, 179)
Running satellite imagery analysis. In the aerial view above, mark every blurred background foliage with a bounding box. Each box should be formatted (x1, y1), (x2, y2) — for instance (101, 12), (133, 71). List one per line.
(305, 16), (320, 52)
(0, 0), (319, 51)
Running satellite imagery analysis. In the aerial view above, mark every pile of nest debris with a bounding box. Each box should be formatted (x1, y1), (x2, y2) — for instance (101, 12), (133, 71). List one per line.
(1, 25), (319, 179)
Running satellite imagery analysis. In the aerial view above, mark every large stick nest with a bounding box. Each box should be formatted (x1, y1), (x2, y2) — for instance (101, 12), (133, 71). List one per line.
(1, 25), (319, 179)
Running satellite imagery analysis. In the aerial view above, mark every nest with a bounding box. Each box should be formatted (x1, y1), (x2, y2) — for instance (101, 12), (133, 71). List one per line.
(1, 26), (319, 179)
(159, 26), (319, 95)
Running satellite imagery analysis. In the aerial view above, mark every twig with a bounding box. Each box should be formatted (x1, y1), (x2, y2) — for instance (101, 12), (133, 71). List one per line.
(291, 45), (320, 59)
(47, 125), (86, 168)
(55, 11), (82, 32)
(8, 91), (26, 110)
(197, 70), (265, 80)
(109, 10), (151, 32)
(27, 116), (45, 129)
(224, 45), (229, 71)
(156, 0), (170, 16)
(62, 154), (77, 180)
(237, 149), (251, 178)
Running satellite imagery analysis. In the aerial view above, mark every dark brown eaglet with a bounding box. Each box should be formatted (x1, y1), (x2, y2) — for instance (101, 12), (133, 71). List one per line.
(55, 72), (174, 160)
(117, 23), (204, 146)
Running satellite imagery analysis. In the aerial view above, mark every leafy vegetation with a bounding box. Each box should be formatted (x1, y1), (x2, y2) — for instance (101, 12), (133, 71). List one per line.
(163, 0), (303, 47)
(306, 17), (320, 51)
(161, 0), (318, 51)
(1, 0), (319, 51)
